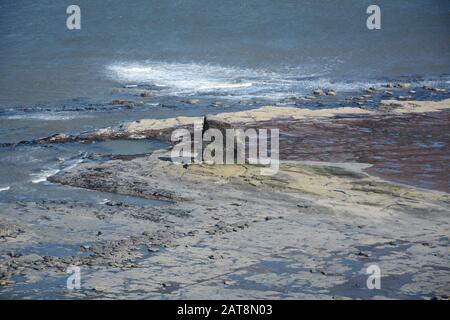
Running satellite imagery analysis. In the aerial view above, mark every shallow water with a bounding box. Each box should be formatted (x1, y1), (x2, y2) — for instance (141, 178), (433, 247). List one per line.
(273, 110), (450, 192)
(0, 139), (168, 205)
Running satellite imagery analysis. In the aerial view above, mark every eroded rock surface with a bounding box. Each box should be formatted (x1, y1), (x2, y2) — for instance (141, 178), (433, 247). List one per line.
(2, 149), (448, 299)
(1, 98), (449, 299)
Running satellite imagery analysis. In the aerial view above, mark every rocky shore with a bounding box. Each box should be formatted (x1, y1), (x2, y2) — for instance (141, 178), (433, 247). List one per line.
(0, 97), (449, 299)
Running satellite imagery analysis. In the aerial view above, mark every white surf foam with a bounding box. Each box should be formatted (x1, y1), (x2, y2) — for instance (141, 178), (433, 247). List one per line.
(31, 169), (61, 184)
(107, 62), (256, 93)
(30, 156), (85, 184)
(106, 61), (385, 100)
(0, 186), (10, 192)
(5, 112), (92, 121)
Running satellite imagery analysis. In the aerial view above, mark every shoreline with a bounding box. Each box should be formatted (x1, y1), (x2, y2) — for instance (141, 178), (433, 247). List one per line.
(3, 98), (448, 192)
(0, 97), (449, 299)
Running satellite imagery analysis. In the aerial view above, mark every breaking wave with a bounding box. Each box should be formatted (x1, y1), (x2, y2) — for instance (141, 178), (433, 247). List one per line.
(106, 60), (383, 100)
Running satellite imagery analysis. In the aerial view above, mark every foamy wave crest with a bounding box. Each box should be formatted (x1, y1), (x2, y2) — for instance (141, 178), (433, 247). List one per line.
(0, 186), (10, 192)
(30, 156), (84, 184)
(106, 60), (383, 100)
(5, 112), (92, 121)
(31, 169), (61, 184)
(107, 61), (255, 93)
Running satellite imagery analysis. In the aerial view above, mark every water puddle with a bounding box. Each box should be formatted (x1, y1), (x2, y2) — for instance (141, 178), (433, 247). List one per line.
(0, 139), (169, 206)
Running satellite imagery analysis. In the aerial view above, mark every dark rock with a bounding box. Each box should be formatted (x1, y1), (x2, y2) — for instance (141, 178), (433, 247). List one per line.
(183, 99), (200, 105)
(313, 89), (324, 96)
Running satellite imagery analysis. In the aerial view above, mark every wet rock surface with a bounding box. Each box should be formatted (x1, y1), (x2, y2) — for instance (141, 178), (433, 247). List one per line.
(1, 147), (449, 299)
(247, 110), (450, 192)
(0, 97), (449, 299)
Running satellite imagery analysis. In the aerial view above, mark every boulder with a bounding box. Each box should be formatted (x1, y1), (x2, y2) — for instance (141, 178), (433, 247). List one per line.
(313, 89), (324, 96)
(184, 99), (200, 105)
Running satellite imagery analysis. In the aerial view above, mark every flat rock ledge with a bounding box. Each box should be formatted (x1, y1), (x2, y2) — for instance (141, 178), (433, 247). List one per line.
(1, 149), (447, 299)
(2, 99), (448, 148)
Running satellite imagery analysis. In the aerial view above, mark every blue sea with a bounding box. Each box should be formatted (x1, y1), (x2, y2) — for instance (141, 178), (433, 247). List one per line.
(0, 0), (449, 107)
